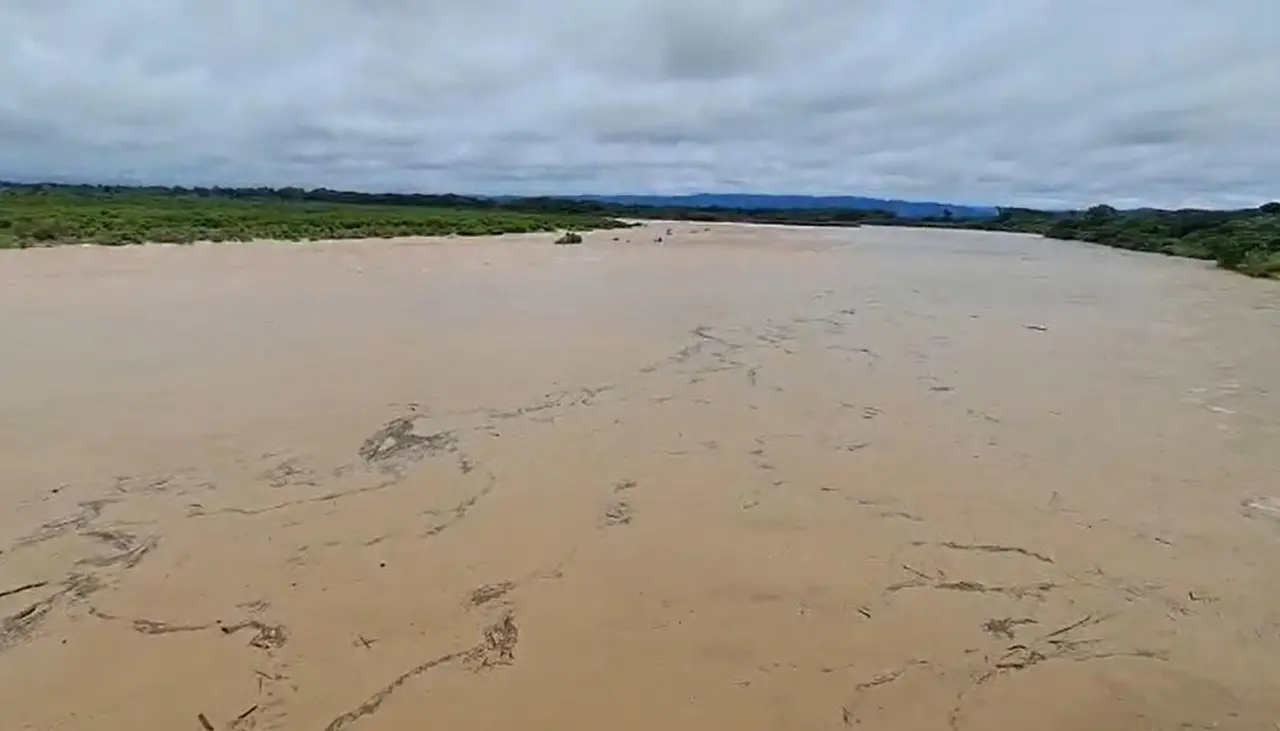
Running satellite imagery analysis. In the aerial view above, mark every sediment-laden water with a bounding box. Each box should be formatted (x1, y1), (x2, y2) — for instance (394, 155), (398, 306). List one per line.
(2, 222), (1279, 730)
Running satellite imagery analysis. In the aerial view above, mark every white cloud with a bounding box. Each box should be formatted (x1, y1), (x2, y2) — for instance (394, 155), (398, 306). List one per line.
(1, 0), (1277, 208)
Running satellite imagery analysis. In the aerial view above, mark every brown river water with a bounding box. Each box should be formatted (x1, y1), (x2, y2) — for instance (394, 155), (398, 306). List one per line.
(2, 222), (1280, 730)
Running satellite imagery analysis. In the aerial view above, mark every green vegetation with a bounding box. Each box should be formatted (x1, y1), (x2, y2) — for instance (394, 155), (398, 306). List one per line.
(924, 203), (1280, 278)
(0, 184), (630, 248)
(2, 182), (1276, 280)
(0, 183), (895, 251)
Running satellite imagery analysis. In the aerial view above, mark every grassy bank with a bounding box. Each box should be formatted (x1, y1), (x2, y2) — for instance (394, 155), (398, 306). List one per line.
(912, 203), (1280, 279)
(0, 186), (630, 248)
(4, 183), (1277, 279)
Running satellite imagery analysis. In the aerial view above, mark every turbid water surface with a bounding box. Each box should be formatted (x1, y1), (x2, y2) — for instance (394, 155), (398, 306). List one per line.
(2, 222), (1280, 730)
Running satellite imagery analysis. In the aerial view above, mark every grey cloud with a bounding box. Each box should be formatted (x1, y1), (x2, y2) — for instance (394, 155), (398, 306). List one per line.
(1, 0), (1278, 207)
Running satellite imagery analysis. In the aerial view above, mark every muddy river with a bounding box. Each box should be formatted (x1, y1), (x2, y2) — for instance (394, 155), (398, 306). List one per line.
(2, 222), (1279, 730)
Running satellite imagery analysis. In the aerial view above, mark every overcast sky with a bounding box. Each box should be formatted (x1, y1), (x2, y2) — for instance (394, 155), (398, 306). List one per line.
(1, 1), (1277, 208)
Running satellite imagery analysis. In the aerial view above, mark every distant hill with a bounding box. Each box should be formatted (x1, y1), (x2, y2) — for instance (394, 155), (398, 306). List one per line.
(565, 194), (998, 220)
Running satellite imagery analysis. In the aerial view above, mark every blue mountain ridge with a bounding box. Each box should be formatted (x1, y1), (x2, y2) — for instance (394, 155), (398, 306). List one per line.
(564, 194), (998, 219)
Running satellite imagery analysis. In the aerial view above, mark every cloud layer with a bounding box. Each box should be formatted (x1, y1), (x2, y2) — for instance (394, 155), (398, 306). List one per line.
(2, 0), (1277, 208)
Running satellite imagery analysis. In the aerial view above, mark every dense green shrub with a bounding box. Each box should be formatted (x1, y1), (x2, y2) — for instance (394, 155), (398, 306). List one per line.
(0, 185), (629, 248)
(992, 204), (1280, 278)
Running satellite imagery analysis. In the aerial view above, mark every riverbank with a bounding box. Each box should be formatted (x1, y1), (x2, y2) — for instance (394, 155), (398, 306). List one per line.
(917, 204), (1280, 279)
(0, 187), (630, 248)
(5, 185), (1275, 280)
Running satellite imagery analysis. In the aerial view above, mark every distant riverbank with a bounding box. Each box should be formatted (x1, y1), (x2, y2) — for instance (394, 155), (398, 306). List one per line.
(886, 203), (1280, 279)
(3, 183), (1277, 280)
(0, 186), (631, 248)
